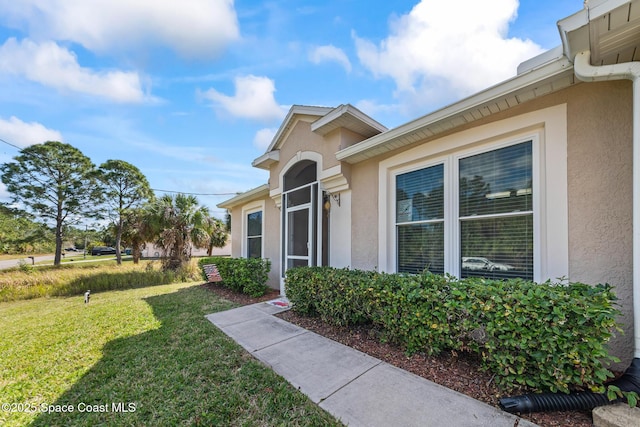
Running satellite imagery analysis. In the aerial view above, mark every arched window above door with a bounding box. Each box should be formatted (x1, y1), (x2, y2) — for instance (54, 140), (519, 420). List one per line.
(284, 160), (317, 191)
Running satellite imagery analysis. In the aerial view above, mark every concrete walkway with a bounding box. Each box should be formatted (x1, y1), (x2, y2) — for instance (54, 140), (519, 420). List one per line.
(206, 301), (537, 427)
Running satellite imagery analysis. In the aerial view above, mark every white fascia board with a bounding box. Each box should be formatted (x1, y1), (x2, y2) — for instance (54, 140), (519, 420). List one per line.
(252, 150), (280, 170)
(217, 184), (269, 209)
(336, 56), (573, 164)
(263, 105), (333, 153)
(311, 104), (388, 135)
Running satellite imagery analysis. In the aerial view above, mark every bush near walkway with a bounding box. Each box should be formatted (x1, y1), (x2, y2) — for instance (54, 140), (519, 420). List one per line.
(285, 266), (621, 394)
(199, 257), (270, 297)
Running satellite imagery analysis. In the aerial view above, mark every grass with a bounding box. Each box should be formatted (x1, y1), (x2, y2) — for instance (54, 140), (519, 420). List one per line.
(0, 282), (341, 426)
(0, 261), (198, 302)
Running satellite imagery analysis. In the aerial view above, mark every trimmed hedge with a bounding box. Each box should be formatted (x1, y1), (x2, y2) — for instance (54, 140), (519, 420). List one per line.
(198, 257), (271, 297)
(285, 266), (621, 393)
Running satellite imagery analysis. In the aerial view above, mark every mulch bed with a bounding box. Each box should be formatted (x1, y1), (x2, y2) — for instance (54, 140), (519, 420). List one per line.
(202, 283), (593, 427)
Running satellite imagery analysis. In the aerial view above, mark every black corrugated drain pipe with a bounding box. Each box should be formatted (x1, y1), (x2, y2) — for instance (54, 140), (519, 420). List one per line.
(499, 357), (640, 413)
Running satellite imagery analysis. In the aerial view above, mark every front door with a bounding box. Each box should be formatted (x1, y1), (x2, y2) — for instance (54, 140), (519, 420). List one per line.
(281, 182), (318, 295)
(286, 204), (311, 270)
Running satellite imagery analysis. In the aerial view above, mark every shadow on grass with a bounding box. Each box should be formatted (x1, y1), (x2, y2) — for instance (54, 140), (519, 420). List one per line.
(30, 285), (340, 427)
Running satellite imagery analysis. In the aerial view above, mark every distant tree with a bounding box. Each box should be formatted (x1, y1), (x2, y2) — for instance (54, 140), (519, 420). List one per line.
(0, 205), (54, 254)
(120, 207), (154, 264)
(206, 217), (228, 256)
(98, 160), (153, 264)
(0, 141), (103, 265)
(146, 194), (211, 270)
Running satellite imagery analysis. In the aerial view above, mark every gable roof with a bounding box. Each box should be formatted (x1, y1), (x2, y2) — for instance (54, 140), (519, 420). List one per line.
(311, 104), (387, 137)
(252, 103), (387, 170)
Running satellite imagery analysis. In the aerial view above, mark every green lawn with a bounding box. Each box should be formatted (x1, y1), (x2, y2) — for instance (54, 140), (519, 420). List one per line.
(0, 282), (341, 426)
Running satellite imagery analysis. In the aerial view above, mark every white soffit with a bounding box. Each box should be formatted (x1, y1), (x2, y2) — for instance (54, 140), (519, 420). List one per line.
(311, 104), (388, 138)
(217, 184), (269, 209)
(336, 56), (574, 164)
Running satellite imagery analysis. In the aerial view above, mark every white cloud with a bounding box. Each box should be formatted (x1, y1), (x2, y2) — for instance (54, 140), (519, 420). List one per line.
(254, 128), (277, 151)
(0, 116), (63, 148)
(0, 38), (149, 103)
(0, 0), (239, 58)
(309, 45), (352, 73)
(0, 182), (9, 199)
(354, 0), (544, 100)
(201, 75), (286, 122)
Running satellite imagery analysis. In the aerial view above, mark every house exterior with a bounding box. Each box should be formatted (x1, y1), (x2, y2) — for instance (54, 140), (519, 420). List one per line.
(219, 0), (640, 365)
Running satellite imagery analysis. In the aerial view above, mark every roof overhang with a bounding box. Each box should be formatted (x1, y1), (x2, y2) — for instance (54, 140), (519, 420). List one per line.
(336, 0), (640, 165)
(311, 104), (387, 137)
(559, 0), (640, 66)
(252, 150), (279, 170)
(336, 54), (574, 164)
(252, 105), (333, 170)
(217, 184), (269, 209)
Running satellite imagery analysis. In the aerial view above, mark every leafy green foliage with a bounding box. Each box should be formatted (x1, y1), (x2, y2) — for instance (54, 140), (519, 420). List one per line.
(0, 141), (103, 265)
(97, 159), (153, 265)
(607, 384), (639, 407)
(285, 267), (621, 393)
(199, 257), (270, 297)
(146, 194), (212, 270)
(0, 205), (54, 253)
(206, 217), (228, 255)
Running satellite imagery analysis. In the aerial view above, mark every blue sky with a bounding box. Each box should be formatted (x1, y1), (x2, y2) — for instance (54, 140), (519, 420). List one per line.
(0, 0), (581, 219)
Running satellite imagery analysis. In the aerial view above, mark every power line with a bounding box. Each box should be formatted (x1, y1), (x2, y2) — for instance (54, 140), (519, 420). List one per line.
(0, 137), (23, 151)
(151, 188), (239, 196)
(0, 137), (241, 198)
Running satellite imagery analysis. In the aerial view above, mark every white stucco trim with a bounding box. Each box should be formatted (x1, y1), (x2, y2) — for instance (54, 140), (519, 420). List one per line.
(378, 104), (569, 283)
(320, 164), (350, 193)
(270, 151), (325, 201)
(329, 190), (352, 268)
(241, 200), (265, 259)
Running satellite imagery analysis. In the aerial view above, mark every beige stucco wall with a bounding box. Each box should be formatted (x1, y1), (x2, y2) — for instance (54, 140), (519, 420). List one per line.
(350, 158), (379, 269)
(263, 196), (281, 288)
(228, 198), (280, 289)
(566, 81), (633, 366)
(229, 206), (243, 258)
(269, 120), (341, 187)
(347, 80), (634, 364)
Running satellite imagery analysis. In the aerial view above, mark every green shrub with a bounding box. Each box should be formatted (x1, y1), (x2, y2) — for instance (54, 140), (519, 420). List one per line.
(285, 267), (373, 325)
(284, 266), (621, 394)
(198, 257), (270, 297)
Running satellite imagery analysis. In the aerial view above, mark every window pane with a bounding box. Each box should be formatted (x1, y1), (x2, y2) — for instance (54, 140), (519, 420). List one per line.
(247, 211), (262, 237)
(287, 187), (311, 207)
(247, 237), (261, 258)
(397, 223), (444, 274)
(396, 164), (444, 222)
(459, 142), (532, 217)
(287, 209), (309, 256)
(460, 215), (533, 280)
(288, 258), (309, 269)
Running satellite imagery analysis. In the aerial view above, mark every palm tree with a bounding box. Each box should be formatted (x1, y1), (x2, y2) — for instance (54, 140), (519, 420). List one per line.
(146, 194), (211, 270)
(206, 216), (228, 256)
(120, 207), (154, 264)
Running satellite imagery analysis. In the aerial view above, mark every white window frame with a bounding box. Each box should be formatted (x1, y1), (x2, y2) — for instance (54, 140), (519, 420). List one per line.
(379, 104), (568, 282)
(242, 200), (265, 259)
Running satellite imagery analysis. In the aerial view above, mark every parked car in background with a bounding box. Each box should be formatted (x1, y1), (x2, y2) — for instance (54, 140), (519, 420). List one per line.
(462, 257), (514, 271)
(91, 246), (117, 256)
